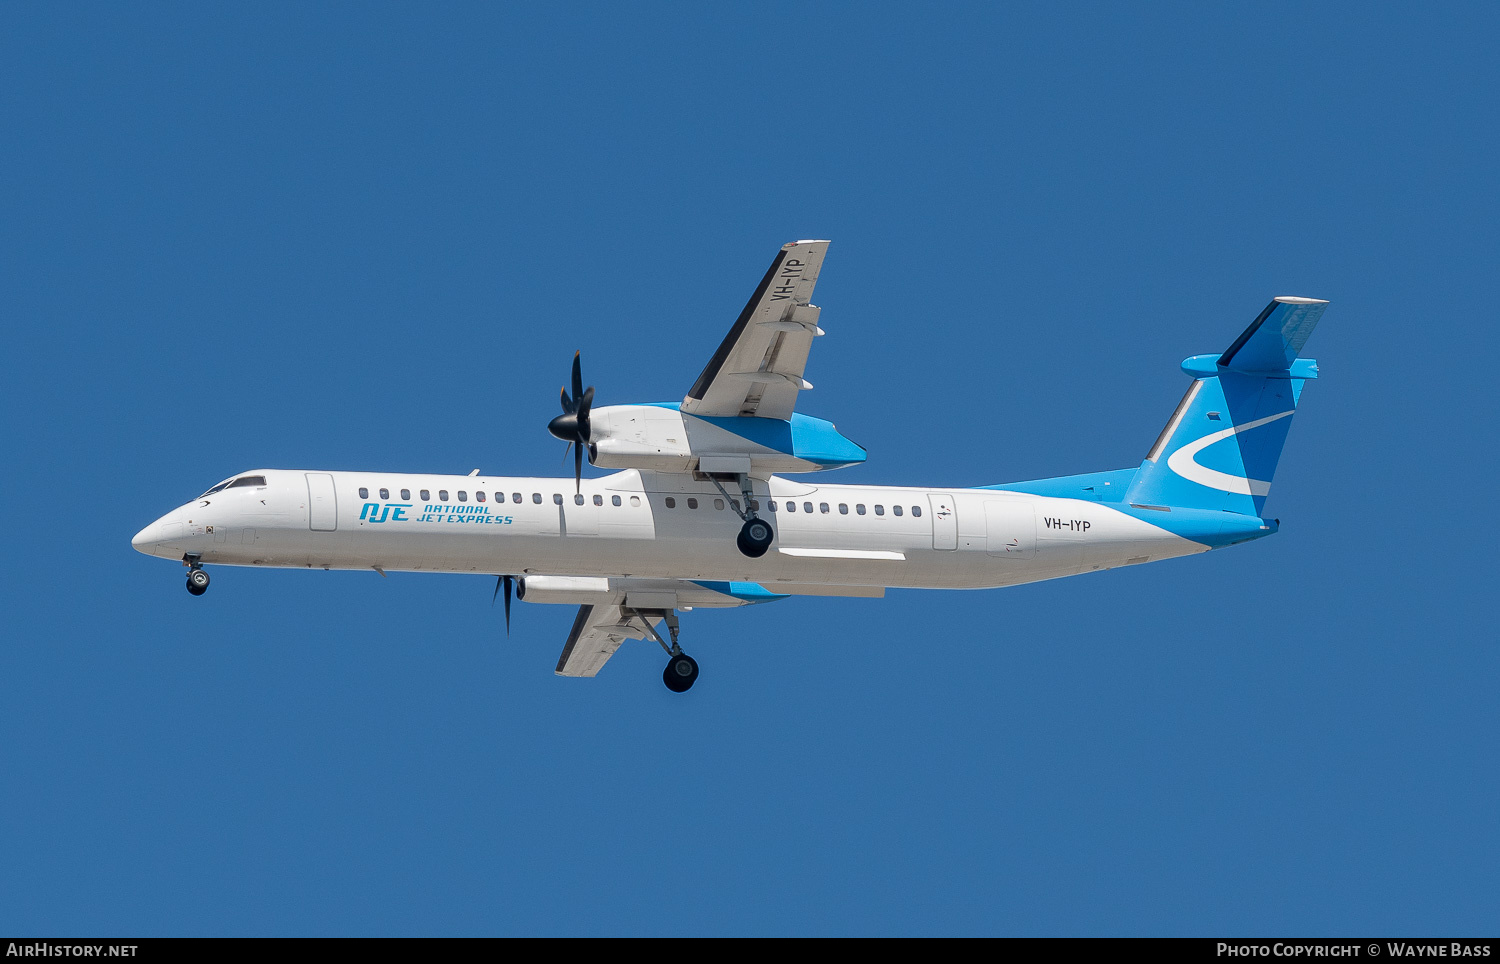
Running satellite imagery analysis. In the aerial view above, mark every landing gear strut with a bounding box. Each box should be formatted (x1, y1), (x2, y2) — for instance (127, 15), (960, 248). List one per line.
(628, 607), (699, 693)
(184, 554), (209, 596)
(710, 473), (773, 558)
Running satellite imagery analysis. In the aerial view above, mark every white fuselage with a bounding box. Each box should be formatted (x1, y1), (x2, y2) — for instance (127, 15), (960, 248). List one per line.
(131, 468), (1208, 591)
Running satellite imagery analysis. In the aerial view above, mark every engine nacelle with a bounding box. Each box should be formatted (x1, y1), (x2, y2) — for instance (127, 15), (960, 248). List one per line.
(585, 404), (865, 475)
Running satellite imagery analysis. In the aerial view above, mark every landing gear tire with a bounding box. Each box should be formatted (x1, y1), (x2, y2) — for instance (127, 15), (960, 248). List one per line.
(736, 517), (773, 558)
(663, 653), (699, 693)
(186, 568), (210, 595)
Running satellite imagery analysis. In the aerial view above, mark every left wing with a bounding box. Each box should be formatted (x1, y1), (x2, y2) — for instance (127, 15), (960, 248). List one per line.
(546, 578), (788, 677)
(680, 240), (829, 420)
(554, 601), (660, 678)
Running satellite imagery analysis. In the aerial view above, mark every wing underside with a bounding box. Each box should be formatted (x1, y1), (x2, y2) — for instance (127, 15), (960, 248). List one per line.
(554, 602), (662, 678)
(548, 578), (792, 677)
(680, 240), (828, 420)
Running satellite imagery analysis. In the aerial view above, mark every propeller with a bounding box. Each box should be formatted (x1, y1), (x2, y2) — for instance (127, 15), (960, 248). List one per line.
(491, 574), (514, 635)
(546, 351), (594, 493)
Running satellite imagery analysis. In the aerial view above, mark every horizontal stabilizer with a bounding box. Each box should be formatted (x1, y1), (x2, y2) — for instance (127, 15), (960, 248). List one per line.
(1218, 296), (1328, 373)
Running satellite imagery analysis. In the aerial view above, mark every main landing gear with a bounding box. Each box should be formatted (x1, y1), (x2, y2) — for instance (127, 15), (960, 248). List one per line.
(184, 554), (210, 596)
(737, 518), (774, 558)
(664, 652), (699, 693)
(628, 607), (700, 693)
(710, 473), (774, 559)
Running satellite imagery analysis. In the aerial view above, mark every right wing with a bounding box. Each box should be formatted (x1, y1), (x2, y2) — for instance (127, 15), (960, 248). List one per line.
(679, 240), (829, 420)
(554, 602), (662, 678)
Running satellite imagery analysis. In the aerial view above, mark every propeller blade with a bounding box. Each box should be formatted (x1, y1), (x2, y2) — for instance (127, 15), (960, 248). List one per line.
(571, 351), (583, 407)
(574, 439), (583, 494)
(577, 385), (594, 431)
(503, 575), (512, 636)
(560, 439), (572, 464)
(559, 385), (573, 415)
(492, 575), (502, 606)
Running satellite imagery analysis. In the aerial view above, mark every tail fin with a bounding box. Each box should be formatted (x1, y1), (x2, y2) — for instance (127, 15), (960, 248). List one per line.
(1125, 296), (1327, 516)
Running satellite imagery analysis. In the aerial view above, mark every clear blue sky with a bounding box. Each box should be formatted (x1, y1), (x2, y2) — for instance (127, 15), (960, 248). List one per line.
(3, 2), (1496, 936)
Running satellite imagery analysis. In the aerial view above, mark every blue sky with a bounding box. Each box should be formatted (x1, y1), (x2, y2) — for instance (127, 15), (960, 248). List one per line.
(3, 3), (1496, 936)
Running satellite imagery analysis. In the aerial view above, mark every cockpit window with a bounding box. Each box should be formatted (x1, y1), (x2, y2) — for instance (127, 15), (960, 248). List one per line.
(199, 478), (236, 497)
(228, 476), (267, 488)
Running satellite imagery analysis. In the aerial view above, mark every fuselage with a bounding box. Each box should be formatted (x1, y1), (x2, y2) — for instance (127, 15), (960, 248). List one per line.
(129, 468), (1251, 592)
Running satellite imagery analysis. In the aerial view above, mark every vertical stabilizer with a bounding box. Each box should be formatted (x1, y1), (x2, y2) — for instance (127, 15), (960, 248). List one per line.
(1125, 297), (1327, 516)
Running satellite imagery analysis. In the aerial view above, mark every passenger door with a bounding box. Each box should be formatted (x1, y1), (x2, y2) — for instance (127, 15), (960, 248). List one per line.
(928, 492), (958, 550)
(306, 473), (337, 531)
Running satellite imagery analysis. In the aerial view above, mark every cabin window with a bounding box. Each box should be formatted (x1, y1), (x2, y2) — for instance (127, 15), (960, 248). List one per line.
(687, 498), (698, 509)
(458, 491), (467, 502)
(420, 490), (430, 501)
(912, 505), (922, 517)
(665, 497), (676, 508)
(874, 505), (885, 516)
(229, 476), (266, 488)
(714, 499), (724, 510)
(593, 494), (603, 506)
(513, 493), (522, 503)
(856, 504), (866, 515)
(574, 494), (585, 505)
(398, 489), (409, 500)
(629, 496), (640, 506)
(819, 503), (829, 514)
(766, 500), (777, 512)
(803, 502), (814, 513)
(785, 501), (795, 512)
(532, 493), (542, 503)
(476, 491), (486, 502)
(893, 505), (903, 516)
(359, 487), (369, 499)
(839, 504), (849, 514)
(379, 488), (390, 500)
(612, 495), (622, 506)
(439, 490), (449, 501)
(553, 494), (563, 505)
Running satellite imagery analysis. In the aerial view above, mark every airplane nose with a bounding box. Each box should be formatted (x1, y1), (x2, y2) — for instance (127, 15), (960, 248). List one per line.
(131, 524), (158, 555)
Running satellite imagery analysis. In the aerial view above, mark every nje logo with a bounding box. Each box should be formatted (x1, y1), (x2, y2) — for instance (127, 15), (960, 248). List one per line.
(359, 502), (515, 525)
(360, 503), (411, 523)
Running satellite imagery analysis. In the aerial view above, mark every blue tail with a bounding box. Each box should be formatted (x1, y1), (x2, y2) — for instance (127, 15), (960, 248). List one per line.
(1124, 297), (1327, 516)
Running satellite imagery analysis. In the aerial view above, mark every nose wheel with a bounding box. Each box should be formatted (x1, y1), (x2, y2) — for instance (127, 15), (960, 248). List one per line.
(183, 554), (209, 595)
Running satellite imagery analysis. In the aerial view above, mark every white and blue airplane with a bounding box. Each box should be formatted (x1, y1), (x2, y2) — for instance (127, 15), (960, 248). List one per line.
(132, 241), (1327, 692)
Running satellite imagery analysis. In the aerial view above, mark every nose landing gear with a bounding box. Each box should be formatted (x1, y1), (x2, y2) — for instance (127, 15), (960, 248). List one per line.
(184, 554), (210, 596)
